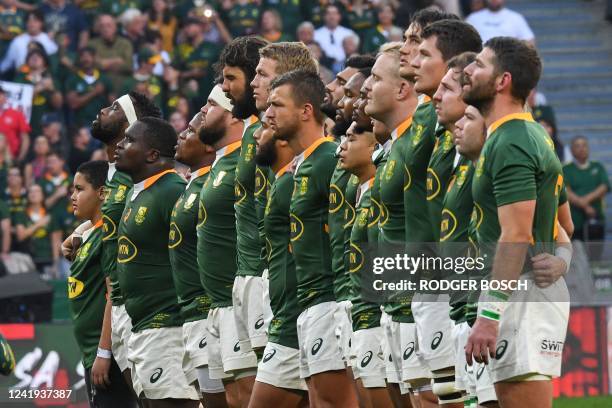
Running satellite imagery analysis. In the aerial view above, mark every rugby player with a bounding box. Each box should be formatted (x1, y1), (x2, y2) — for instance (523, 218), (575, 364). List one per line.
(218, 39), (269, 390)
(249, 114), (308, 407)
(408, 20), (482, 407)
(171, 108), (225, 406)
(463, 37), (570, 408)
(268, 69), (357, 406)
(196, 85), (256, 407)
(115, 117), (199, 405)
(89, 92), (161, 403)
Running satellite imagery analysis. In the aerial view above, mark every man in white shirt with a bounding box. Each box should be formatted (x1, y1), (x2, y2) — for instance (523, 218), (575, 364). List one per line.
(314, 5), (357, 73)
(0, 10), (58, 74)
(466, 0), (535, 45)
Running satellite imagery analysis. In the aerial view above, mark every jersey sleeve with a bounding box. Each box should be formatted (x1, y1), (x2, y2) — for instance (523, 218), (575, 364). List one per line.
(13, 211), (26, 226)
(491, 141), (537, 207)
(597, 162), (611, 191)
(0, 201), (9, 220)
(558, 183), (568, 206)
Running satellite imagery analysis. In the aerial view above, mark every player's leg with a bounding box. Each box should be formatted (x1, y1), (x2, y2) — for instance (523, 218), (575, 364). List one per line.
(398, 320), (432, 408)
(352, 327), (393, 408)
(495, 379), (552, 408)
(90, 357), (139, 407)
(111, 304), (140, 402)
(249, 381), (306, 408)
(195, 367), (227, 407)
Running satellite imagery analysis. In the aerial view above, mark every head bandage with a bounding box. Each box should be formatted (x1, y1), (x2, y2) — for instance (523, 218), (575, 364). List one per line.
(208, 85), (234, 112)
(117, 94), (138, 125)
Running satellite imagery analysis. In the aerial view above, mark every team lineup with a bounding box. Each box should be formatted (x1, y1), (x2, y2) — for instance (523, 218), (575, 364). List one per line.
(60, 8), (573, 408)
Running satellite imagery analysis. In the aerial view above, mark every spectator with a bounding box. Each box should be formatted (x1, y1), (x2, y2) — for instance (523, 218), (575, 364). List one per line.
(342, 33), (360, 59)
(0, 0), (26, 59)
(40, 116), (69, 158)
(24, 135), (50, 187)
(65, 47), (112, 128)
(13, 48), (63, 137)
(226, 0), (261, 37)
(0, 198), (9, 259)
(169, 110), (187, 133)
(0, 86), (30, 162)
(4, 166), (26, 223)
(314, 5), (357, 73)
(346, 0), (377, 37)
(296, 21), (315, 46)
(0, 132), (11, 192)
(306, 42), (334, 84)
(308, 0), (346, 28)
(564, 136), (611, 243)
(89, 14), (134, 92)
(68, 127), (94, 173)
(52, 32), (77, 83)
(14, 183), (61, 275)
(39, 0), (89, 52)
(0, 10), (58, 74)
(101, 0), (142, 16)
(146, 0), (177, 53)
(118, 48), (165, 109)
(260, 9), (292, 42)
(118, 8), (146, 50)
(361, 4), (403, 53)
(38, 150), (71, 228)
(143, 30), (172, 77)
(262, 0), (303, 37)
(188, 6), (232, 46)
(466, 0), (535, 44)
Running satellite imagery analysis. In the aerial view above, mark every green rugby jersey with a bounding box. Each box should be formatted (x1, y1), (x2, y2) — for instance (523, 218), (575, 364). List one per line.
(290, 137), (337, 309)
(329, 162), (359, 302)
(426, 125), (456, 242)
(472, 112), (564, 266)
(117, 170), (186, 332)
(404, 98), (438, 243)
(169, 166), (212, 322)
(264, 164), (301, 348)
(198, 141), (242, 308)
(349, 176), (382, 331)
(101, 164), (132, 306)
(235, 116), (265, 277)
(379, 117), (414, 322)
(68, 221), (105, 369)
(440, 156), (475, 324)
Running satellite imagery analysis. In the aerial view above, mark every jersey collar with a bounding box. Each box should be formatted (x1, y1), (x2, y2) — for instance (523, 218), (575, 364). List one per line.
(243, 115), (259, 131)
(212, 140), (242, 169)
(390, 116), (413, 143)
(356, 177), (374, 206)
(131, 169), (176, 201)
(107, 162), (117, 182)
(82, 219), (104, 242)
(186, 165), (211, 189)
(275, 161), (293, 179)
(417, 94), (431, 106)
(487, 112), (534, 138)
(293, 136), (334, 174)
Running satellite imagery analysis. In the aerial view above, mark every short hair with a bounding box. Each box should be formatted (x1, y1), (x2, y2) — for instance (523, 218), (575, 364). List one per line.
(358, 67), (372, 78)
(138, 117), (177, 157)
(421, 20), (482, 61)
(571, 135), (587, 145)
(76, 160), (109, 189)
(259, 42), (318, 75)
(26, 10), (45, 24)
(410, 8), (459, 29)
(345, 54), (375, 70)
(447, 51), (477, 85)
(218, 36), (269, 83)
(485, 37), (542, 103)
(79, 46), (96, 56)
(297, 21), (314, 32)
(129, 91), (162, 119)
(343, 33), (360, 48)
(270, 69), (325, 124)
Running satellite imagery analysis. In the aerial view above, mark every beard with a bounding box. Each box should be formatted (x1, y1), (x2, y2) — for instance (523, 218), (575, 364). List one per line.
(231, 86), (258, 120)
(199, 124), (226, 146)
(91, 118), (124, 144)
(331, 116), (352, 139)
(273, 120), (299, 142)
(321, 101), (337, 121)
(255, 137), (277, 167)
(462, 76), (497, 115)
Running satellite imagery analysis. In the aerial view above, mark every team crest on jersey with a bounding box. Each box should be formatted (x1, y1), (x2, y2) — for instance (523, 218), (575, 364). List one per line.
(244, 143), (254, 162)
(67, 277), (84, 299)
(77, 242), (91, 261)
(299, 177), (308, 195)
(412, 124), (424, 146)
(197, 200), (207, 227)
(135, 207), (148, 224)
(475, 155), (485, 177)
(456, 165), (469, 187)
(384, 161), (396, 181)
(114, 185), (127, 202)
(443, 131), (453, 151)
(184, 193), (197, 210)
(213, 171), (226, 187)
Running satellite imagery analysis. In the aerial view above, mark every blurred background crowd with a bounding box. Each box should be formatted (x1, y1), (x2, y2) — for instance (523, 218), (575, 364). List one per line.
(0, 0), (608, 279)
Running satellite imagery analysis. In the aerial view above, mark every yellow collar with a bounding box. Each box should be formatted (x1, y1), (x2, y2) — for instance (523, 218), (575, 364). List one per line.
(487, 112), (534, 137)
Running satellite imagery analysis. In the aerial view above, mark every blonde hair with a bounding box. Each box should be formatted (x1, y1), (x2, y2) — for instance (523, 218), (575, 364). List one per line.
(377, 41), (403, 58)
(259, 42), (319, 75)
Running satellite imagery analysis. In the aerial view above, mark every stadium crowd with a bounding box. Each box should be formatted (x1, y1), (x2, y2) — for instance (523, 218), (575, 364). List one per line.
(0, 0), (610, 408)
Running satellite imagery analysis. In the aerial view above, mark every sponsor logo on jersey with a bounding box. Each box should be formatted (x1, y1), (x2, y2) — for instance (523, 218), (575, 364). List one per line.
(299, 177), (308, 195)
(495, 339), (508, 359)
(412, 124), (424, 146)
(329, 184), (345, 213)
(67, 277), (84, 299)
(102, 215), (116, 241)
(213, 171), (226, 187)
(234, 342), (241, 352)
(289, 213), (304, 242)
(360, 351), (373, 368)
(540, 339), (564, 356)
(349, 242), (364, 273)
(117, 236), (138, 263)
(255, 167), (267, 197)
(476, 364), (485, 380)
(403, 342), (415, 360)
(431, 331), (443, 350)
(150, 368), (163, 383)
(440, 209), (457, 242)
(235, 180), (246, 205)
(262, 349), (276, 363)
(426, 168), (441, 200)
(404, 164), (412, 191)
(184, 193), (197, 210)
(311, 338), (323, 355)
(168, 222), (182, 248)
(199, 337), (207, 349)
(135, 207), (148, 224)
(254, 317), (265, 330)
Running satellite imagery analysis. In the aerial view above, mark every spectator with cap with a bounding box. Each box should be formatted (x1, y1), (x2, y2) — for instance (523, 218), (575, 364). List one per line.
(0, 87), (30, 162)
(564, 136), (611, 242)
(361, 3), (402, 53)
(38, 0), (89, 52)
(466, 0), (535, 44)
(146, 0), (177, 53)
(314, 4), (357, 73)
(118, 8), (146, 50)
(13, 48), (63, 138)
(0, 0), (26, 60)
(0, 10), (57, 74)
(65, 47), (112, 128)
(260, 9), (293, 42)
(89, 14), (134, 92)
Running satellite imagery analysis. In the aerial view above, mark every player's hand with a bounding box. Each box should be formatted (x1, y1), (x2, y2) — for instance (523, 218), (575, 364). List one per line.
(532, 253), (566, 288)
(91, 356), (111, 389)
(584, 205), (596, 218)
(465, 317), (499, 366)
(38, 215), (51, 227)
(61, 235), (74, 259)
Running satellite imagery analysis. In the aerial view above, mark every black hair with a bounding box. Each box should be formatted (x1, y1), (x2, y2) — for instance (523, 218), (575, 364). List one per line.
(79, 46), (96, 56)
(129, 91), (162, 119)
(485, 37), (542, 103)
(410, 8), (460, 28)
(26, 48), (50, 68)
(217, 36), (269, 84)
(358, 67), (372, 78)
(345, 54), (376, 70)
(138, 117), (177, 158)
(26, 10), (45, 25)
(270, 69), (325, 124)
(421, 20), (482, 62)
(76, 160), (109, 189)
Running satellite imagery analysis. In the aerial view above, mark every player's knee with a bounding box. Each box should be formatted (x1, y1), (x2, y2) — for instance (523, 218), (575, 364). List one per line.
(431, 369), (463, 404)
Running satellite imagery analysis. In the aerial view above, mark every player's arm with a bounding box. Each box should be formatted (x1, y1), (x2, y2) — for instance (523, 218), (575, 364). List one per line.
(1, 217), (10, 256)
(557, 201), (573, 238)
(582, 184), (609, 205)
(532, 223), (572, 288)
(18, 132), (30, 162)
(91, 277), (113, 389)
